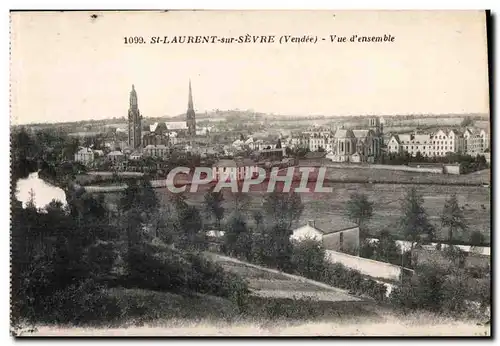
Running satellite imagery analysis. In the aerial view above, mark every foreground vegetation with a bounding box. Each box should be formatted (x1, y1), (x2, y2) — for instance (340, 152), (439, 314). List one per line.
(11, 128), (490, 335)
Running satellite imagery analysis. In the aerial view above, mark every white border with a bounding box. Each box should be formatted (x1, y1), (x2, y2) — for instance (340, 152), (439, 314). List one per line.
(2, 1), (498, 343)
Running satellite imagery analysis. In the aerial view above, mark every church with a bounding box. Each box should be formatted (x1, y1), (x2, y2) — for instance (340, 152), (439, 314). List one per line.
(326, 117), (384, 163)
(126, 80), (201, 157)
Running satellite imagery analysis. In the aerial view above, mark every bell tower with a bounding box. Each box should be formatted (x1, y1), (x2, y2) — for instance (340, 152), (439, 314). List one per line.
(128, 84), (142, 149)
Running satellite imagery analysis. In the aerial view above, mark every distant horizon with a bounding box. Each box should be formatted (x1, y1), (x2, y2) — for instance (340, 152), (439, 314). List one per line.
(13, 110), (490, 127)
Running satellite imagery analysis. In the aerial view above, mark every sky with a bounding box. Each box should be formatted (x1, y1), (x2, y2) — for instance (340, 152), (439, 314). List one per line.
(10, 10), (490, 125)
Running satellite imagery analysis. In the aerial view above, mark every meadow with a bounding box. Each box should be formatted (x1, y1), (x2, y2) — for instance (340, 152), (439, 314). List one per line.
(149, 182), (490, 243)
(96, 166), (491, 243)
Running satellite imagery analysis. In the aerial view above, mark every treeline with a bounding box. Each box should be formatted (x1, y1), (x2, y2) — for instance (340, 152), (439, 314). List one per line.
(203, 189), (389, 302)
(341, 189), (490, 317)
(381, 152), (489, 174)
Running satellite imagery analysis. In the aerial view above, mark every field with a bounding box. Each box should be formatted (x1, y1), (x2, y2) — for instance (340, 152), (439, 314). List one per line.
(207, 253), (362, 302)
(96, 166), (491, 243)
(155, 182), (490, 242)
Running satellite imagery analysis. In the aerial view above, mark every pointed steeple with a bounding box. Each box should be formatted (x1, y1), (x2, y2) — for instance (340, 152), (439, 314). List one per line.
(188, 79), (193, 110)
(130, 84), (138, 109)
(186, 79), (196, 136)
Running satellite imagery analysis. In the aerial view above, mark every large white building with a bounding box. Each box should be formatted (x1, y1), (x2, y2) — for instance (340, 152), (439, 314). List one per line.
(463, 128), (489, 156)
(387, 128), (488, 157)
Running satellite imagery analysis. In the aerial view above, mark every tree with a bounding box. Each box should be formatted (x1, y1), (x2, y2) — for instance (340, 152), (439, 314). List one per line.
(470, 230), (486, 247)
(441, 194), (468, 245)
(232, 184), (250, 213)
(222, 211), (252, 260)
(262, 191), (304, 230)
(345, 193), (373, 237)
(399, 188), (435, 261)
(290, 239), (326, 281)
(276, 138), (282, 149)
(120, 178), (158, 215)
(204, 187), (225, 229)
(461, 116), (475, 127)
(375, 230), (402, 265)
(171, 194), (204, 250)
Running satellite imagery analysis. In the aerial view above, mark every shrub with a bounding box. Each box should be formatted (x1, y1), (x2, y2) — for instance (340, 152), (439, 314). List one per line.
(290, 239), (325, 281)
(126, 241), (250, 311)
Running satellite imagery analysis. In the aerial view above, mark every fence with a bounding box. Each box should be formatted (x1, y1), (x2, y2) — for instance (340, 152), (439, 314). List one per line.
(366, 238), (491, 256)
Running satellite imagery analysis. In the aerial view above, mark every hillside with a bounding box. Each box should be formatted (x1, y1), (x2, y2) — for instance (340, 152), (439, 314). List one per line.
(24, 253), (489, 336)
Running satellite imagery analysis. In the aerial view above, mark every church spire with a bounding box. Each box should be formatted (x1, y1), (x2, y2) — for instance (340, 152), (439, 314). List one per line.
(188, 79), (193, 110)
(186, 79), (196, 136)
(130, 84), (138, 109)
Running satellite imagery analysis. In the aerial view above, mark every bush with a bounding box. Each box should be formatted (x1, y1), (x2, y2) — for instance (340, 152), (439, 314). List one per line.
(290, 239), (325, 281)
(389, 263), (490, 318)
(126, 241), (250, 311)
(322, 262), (387, 302)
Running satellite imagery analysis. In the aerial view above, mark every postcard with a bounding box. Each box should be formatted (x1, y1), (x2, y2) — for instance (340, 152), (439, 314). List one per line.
(10, 10), (491, 337)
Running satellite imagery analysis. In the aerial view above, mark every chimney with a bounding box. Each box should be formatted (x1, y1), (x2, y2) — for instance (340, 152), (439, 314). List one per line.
(307, 220), (315, 228)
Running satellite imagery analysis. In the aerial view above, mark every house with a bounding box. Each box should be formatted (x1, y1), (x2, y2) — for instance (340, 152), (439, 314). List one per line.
(390, 128), (465, 158)
(212, 158), (259, 181)
(107, 150), (125, 163)
(387, 135), (402, 154)
(143, 144), (169, 159)
(291, 219), (360, 253)
(213, 159), (238, 181)
(464, 128), (489, 156)
(74, 147), (95, 165)
(129, 151), (143, 160)
(257, 147), (286, 160)
(308, 133), (328, 152)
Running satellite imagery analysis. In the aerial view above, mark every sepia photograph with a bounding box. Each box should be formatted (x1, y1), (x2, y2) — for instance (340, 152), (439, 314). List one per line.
(9, 10), (491, 337)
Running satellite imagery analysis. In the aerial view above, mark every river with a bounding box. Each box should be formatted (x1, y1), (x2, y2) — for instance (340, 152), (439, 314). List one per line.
(15, 171), (67, 209)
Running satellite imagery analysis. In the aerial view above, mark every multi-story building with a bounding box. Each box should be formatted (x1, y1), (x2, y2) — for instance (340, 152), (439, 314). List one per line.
(387, 128), (482, 158)
(463, 128), (489, 156)
(289, 133), (310, 149)
(308, 134), (328, 152)
(74, 147), (95, 165)
(303, 126), (334, 137)
(143, 144), (170, 159)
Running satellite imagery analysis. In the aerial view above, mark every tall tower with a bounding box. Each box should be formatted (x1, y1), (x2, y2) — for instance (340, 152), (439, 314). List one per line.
(186, 79), (196, 136)
(128, 84), (142, 149)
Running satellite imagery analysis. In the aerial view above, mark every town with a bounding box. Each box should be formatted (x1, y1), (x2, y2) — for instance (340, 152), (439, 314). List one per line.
(11, 81), (491, 334)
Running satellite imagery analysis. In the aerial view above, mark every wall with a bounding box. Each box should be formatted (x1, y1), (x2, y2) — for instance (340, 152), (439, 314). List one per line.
(87, 171), (144, 177)
(444, 164), (461, 175)
(323, 228), (359, 253)
(366, 238), (491, 257)
(325, 249), (411, 282)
